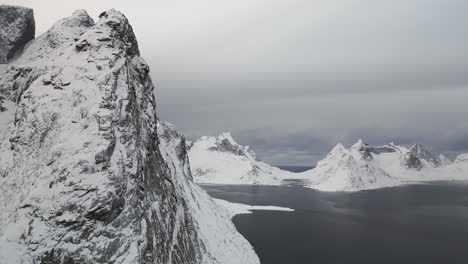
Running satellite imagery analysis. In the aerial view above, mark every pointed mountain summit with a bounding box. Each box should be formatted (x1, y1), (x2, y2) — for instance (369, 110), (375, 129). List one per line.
(300, 140), (460, 191)
(189, 133), (293, 185)
(299, 140), (397, 191)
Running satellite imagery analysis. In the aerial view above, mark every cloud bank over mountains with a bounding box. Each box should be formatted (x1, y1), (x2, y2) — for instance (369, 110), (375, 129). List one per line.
(8, 0), (468, 165)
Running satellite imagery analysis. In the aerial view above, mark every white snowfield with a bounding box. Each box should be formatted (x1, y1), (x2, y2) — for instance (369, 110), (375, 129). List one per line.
(189, 134), (468, 192)
(0, 9), (259, 264)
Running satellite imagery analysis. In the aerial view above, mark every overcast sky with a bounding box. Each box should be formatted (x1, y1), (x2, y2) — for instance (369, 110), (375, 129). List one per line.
(6, 0), (468, 165)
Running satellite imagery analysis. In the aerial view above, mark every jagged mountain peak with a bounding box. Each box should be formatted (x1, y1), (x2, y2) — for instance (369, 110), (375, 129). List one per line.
(405, 143), (441, 169)
(211, 132), (239, 148)
(189, 133), (292, 185)
(303, 141), (395, 192)
(351, 139), (367, 149)
(0, 8), (259, 264)
(195, 132), (256, 160)
(217, 131), (236, 143)
(301, 140), (455, 191)
(62, 9), (94, 27)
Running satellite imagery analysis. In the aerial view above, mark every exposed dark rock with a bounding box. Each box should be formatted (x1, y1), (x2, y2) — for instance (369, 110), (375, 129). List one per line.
(209, 136), (257, 159)
(0, 5), (35, 63)
(402, 144), (442, 170)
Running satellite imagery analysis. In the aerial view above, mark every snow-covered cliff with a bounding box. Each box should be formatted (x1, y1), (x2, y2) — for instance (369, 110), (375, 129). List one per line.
(189, 133), (293, 185)
(0, 8), (258, 264)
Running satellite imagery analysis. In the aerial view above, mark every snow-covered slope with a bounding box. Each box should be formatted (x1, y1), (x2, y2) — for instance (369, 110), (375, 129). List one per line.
(0, 8), (258, 264)
(423, 153), (468, 180)
(189, 133), (293, 185)
(300, 140), (467, 192)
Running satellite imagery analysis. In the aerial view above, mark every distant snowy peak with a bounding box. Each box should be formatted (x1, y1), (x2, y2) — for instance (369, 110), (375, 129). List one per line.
(195, 132), (256, 160)
(353, 141), (444, 171)
(189, 133), (292, 185)
(302, 139), (452, 192)
(303, 140), (397, 191)
(405, 144), (443, 169)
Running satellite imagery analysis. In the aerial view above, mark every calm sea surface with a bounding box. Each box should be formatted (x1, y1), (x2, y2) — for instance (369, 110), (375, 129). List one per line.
(202, 181), (468, 264)
(275, 165), (314, 173)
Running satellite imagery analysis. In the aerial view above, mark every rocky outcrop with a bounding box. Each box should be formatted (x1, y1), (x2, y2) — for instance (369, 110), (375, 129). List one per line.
(0, 9), (258, 264)
(0, 5), (35, 63)
(206, 132), (256, 160)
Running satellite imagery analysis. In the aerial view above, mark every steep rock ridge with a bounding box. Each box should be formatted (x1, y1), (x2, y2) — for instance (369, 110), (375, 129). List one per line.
(405, 144), (442, 169)
(208, 132), (256, 160)
(365, 143), (443, 175)
(189, 133), (293, 185)
(0, 9), (258, 264)
(157, 123), (260, 263)
(0, 5), (35, 63)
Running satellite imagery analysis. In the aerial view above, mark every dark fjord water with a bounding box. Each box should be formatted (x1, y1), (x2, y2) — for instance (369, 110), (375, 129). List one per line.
(202, 182), (468, 264)
(275, 165), (314, 173)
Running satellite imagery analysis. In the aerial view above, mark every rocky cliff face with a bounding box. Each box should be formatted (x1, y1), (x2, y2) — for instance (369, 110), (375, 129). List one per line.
(0, 9), (258, 264)
(0, 5), (35, 63)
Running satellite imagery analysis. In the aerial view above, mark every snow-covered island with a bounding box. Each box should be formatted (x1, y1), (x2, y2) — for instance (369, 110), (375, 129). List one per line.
(189, 133), (468, 192)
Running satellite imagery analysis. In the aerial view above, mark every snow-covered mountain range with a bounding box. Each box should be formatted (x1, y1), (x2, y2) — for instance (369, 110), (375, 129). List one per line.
(300, 139), (468, 191)
(189, 133), (468, 192)
(189, 133), (293, 185)
(0, 6), (258, 263)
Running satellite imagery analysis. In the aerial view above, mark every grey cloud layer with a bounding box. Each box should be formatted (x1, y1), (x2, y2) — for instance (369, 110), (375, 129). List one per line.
(7, 0), (468, 165)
